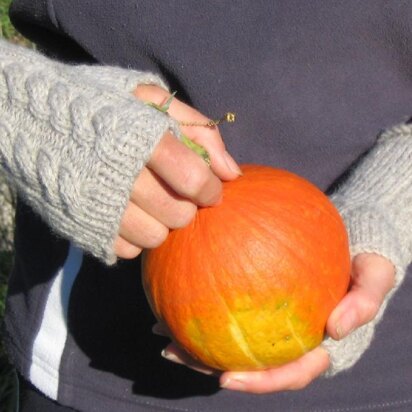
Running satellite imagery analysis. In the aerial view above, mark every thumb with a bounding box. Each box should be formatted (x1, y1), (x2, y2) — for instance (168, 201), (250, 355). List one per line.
(326, 253), (395, 340)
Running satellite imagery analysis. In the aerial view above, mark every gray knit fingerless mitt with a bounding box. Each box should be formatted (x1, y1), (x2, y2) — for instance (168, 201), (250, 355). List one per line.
(0, 39), (178, 264)
(323, 123), (412, 376)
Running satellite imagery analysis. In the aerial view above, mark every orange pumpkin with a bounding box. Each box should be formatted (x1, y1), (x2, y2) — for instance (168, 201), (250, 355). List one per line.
(142, 164), (350, 371)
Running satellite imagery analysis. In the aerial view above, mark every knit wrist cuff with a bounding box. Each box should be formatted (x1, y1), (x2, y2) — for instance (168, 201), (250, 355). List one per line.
(0, 40), (181, 264)
(74, 103), (177, 264)
(330, 121), (412, 282)
(321, 121), (412, 376)
(333, 202), (410, 287)
(321, 203), (408, 377)
(66, 64), (170, 95)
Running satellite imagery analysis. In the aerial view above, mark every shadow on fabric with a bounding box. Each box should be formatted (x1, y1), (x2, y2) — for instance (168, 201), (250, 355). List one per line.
(68, 254), (219, 399)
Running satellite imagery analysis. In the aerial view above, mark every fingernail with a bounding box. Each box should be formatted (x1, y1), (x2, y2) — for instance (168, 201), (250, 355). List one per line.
(161, 349), (181, 364)
(152, 323), (165, 336)
(336, 311), (356, 339)
(220, 375), (247, 391)
(224, 151), (243, 175)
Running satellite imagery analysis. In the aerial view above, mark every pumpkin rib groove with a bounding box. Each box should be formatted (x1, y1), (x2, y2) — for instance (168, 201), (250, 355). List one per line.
(199, 212), (265, 368)
(218, 202), (322, 301)
(226, 193), (327, 249)
(223, 169), (349, 330)
(225, 299), (265, 368)
(233, 197), (347, 308)
(233, 178), (342, 232)
(212, 195), (334, 360)
(285, 317), (309, 354)
(185, 213), (248, 370)
(232, 206), (315, 285)
(185, 310), (222, 369)
(208, 205), (320, 362)
(237, 194), (340, 255)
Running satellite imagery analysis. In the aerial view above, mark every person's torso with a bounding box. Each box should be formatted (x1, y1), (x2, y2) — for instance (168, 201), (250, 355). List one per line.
(6, 1), (412, 410)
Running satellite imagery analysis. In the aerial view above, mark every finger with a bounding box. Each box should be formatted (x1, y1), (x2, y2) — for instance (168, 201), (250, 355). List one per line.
(220, 347), (330, 393)
(134, 84), (241, 180)
(327, 253), (395, 340)
(168, 105), (242, 181)
(182, 126), (242, 182)
(113, 236), (142, 259)
(133, 84), (172, 108)
(148, 133), (223, 207)
(131, 167), (197, 229)
(119, 201), (169, 249)
(161, 343), (217, 376)
(152, 322), (171, 337)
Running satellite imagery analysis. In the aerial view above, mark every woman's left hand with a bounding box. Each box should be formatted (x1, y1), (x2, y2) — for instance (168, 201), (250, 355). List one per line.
(159, 253), (395, 393)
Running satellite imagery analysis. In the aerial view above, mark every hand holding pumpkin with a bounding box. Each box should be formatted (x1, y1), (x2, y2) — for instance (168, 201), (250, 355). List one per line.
(326, 253), (395, 341)
(143, 165), (350, 385)
(113, 85), (241, 259)
(133, 91), (397, 394)
(159, 252), (395, 393)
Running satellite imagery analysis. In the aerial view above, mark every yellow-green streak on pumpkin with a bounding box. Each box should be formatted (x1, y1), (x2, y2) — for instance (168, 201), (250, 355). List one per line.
(184, 295), (321, 371)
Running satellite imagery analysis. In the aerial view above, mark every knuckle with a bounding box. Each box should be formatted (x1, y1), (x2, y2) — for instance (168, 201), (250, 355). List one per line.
(199, 126), (223, 142)
(358, 295), (380, 322)
(170, 204), (197, 229)
(181, 167), (211, 198)
(134, 84), (169, 105)
(146, 225), (169, 249)
(290, 373), (312, 391)
(116, 243), (142, 260)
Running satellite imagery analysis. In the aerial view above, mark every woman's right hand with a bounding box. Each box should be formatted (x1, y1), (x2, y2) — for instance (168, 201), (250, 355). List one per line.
(114, 85), (242, 259)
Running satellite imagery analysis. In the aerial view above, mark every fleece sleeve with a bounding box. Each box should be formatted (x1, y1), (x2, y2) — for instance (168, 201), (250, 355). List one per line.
(322, 123), (412, 376)
(0, 39), (178, 264)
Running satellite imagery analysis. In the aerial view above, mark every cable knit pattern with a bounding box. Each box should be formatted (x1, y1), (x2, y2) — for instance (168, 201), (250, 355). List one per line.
(0, 40), (178, 264)
(323, 123), (412, 376)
